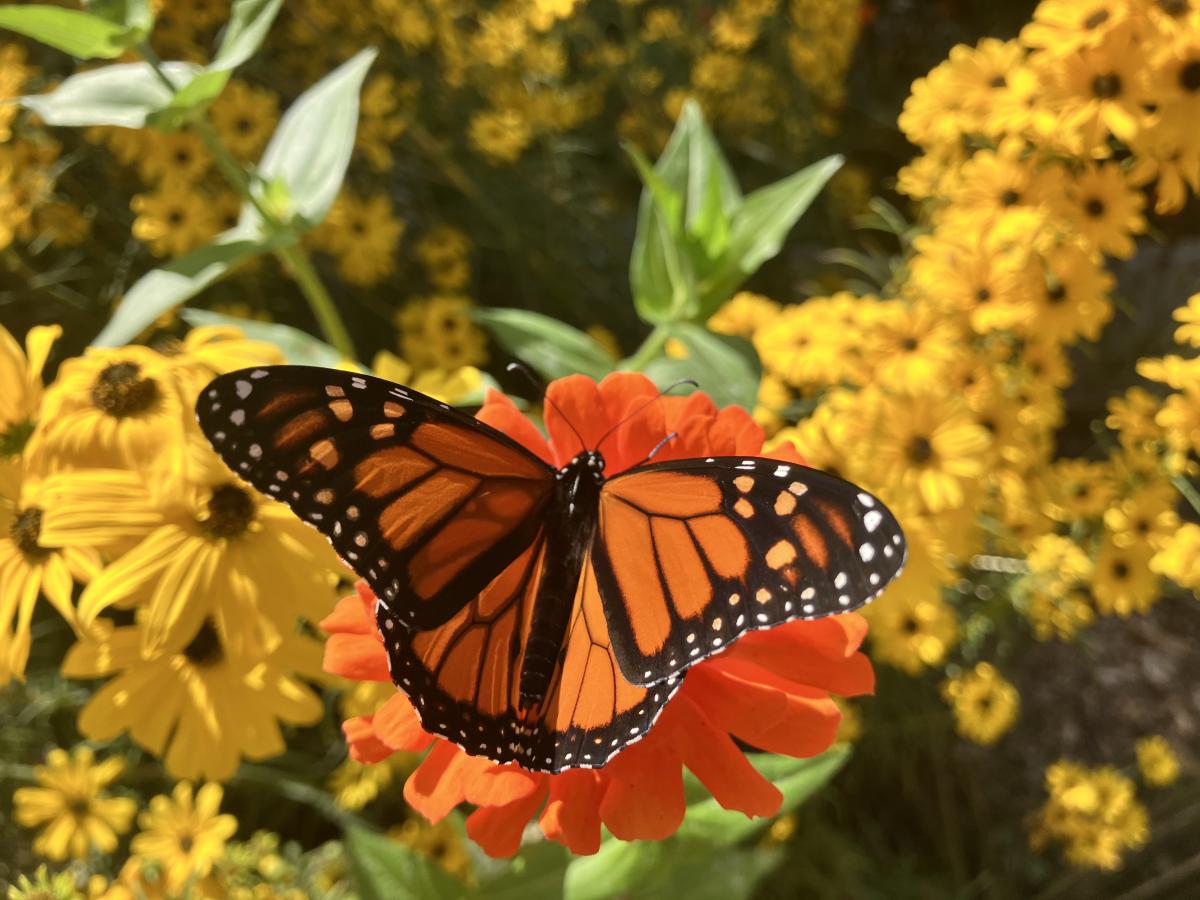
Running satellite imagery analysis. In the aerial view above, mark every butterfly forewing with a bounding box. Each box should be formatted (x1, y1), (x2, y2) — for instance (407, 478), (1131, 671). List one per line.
(591, 456), (906, 686)
(196, 366), (555, 629)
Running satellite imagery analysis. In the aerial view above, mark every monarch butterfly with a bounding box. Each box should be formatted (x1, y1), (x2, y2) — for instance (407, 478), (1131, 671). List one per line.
(197, 365), (905, 772)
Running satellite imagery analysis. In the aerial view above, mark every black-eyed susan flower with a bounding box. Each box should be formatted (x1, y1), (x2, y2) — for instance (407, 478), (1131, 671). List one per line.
(862, 300), (965, 392)
(13, 745), (137, 861)
(1093, 534), (1160, 616)
(0, 454), (101, 683)
(63, 615), (325, 780)
(1021, 0), (1130, 57)
(1135, 735), (1180, 787)
(137, 130), (211, 185)
(130, 782), (237, 894)
(708, 291), (783, 340)
(33, 346), (185, 470)
(941, 662), (1020, 745)
(395, 294), (488, 372)
(1057, 163), (1147, 258)
(55, 436), (339, 658)
(0, 322), (59, 458)
(310, 190), (405, 287)
(210, 80), (280, 162)
(4, 865), (79, 900)
(1151, 522), (1200, 589)
(1029, 761), (1149, 870)
(130, 185), (218, 258)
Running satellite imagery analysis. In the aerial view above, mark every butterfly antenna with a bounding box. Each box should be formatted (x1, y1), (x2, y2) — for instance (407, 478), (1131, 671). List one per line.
(505, 361), (587, 452)
(644, 431), (679, 463)
(594, 379), (698, 454)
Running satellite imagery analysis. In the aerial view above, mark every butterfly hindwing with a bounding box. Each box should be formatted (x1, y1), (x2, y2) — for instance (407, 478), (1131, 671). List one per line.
(377, 540), (680, 772)
(591, 457), (906, 686)
(196, 366), (555, 629)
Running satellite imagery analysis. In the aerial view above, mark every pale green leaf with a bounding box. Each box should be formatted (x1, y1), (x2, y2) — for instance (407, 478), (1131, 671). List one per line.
(0, 5), (138, 58)
(642, 323), (760, 411)
(213, 0), (284, 70)
(473, 308), (615, 381)
(92, 230), (269, 346)
(344, 827), (468, 900)
(245, 47), (377, 230)
(21, 62), (199, 128)
(180, 310), (349, 368)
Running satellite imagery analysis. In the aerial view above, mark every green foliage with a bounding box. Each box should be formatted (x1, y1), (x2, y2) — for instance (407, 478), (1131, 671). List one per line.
(628, 99), (840, 326)
(345, 827), (468, 900)
(243, 48), (378, 233)
(473, 308), (616, 382)
(0, 3), (149, 59)
(643, 323), (761, 412)
(180, 310), (349, 368)
(20, 62), (200, 128)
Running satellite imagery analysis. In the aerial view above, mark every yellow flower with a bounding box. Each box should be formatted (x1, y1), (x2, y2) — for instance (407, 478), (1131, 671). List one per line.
(370, 351), (483, 406)
(52, 435), (338, 658)
(1024, 241), (1114, 344)
(131, 185), (218, 257)
(33, 345), (185, 470)
(941, 662), (1020, 745)
(1135, 735), (1180, 787)
(868, 388), (991, 513)
(1045, 459), (1117, 520)
(1103, 482), (1179, 549)
(160, 324), (286, 398)
(0, 456), (101, 683)
(469, 107), (533, 164)
(1027, 534), (1094, 586)
(131, 782), (238, 894)
(63, 617), (324, 780)
(864, 527), (958, 673)
(1024, 586), (1096, 641)
(313, 191), (405, 287)
(1172, 292), (1200, 347)
(1092, 533), (1159, 616)
(4, 865), (79, 900)
(908, 230), (1034, 335)
(396, 295), (488, 372)
(862, 300), (964, 391)
(0, 323), (60, 458)
(1150, 521), (1200, 589)
(0, 43), (32, 142)
(210, 80), (280, 162)
(13, 745), (137, 861)
(1030, 761), (1149, 870)
(415, 224), (472, 290)
(1021, 1), (1130, 56)
(1057, 163), (1146, 259)
(137, 130), (211, 184)
(708, 291), (782, 340)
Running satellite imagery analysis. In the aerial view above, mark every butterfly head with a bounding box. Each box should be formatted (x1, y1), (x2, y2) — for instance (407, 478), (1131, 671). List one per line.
(557, 449), (606, 484)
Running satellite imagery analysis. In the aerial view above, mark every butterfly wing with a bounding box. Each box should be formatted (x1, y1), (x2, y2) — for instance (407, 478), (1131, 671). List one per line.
(591, 457), (906, 686)
(196, 366), (555, 629)
(379, 539), (680, 772)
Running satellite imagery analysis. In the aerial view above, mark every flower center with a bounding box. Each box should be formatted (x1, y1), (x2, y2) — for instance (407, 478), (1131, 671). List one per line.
(9, 506), (46, 556)
(183, 619), (224, 667)
(66, 794), (92, 817)
(976, 287), (992, 302)
(1180, 60), (1200, 93)
(180, 833), (195, 853)
(989, 74), (1006, 89)
(1046, 282), (1068, 303)
(1158, 0), (1188, 16)
(1112, 561), (1130, 580)
(906, 436), (934, 465)
(900, 337), (919, 351)
(91, 363), (159, 418)
(0, 418), (35, 457)
(1084, 197), (1106, 218)
(901, 616), (920, 635)
(999, 188), (1020, 206)
(1091, 73), (1122, 100)
(201, 483), (256, 539)
(1083, 9), (1110, 29)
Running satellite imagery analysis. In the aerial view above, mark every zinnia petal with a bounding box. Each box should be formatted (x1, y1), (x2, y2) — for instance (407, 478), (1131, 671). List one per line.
(466, 780), (550, 858)
(538, 769), (605, 855)
(598, 736), (685, 840)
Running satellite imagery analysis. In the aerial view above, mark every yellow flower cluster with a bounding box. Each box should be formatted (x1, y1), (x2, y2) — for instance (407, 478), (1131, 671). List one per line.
(1135, 734), (1181, 787)
(941, 662), (1020, 745)
(1030, 761), (1149, 871)
(0, 322), (341, 780)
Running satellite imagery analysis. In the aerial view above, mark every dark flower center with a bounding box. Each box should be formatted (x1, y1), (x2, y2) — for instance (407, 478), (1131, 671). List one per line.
(1047, 283), (1068, 303)
(183, 619), (224, 667)
(180, 833), (195, 853)
(66, 794), (92, 817)
(10, 507), (46, 556)
(175, 149), (192, 165)
(1112, 561), (1130, 580)
(91, 363), (159, 417)
(976, 287), (992, 302)
(906, 436), (934, 465)
(235, 117), (252, 133)
(201, 483), (255, 539)
(1180, 60), (1200, 93)
(1084, 197), (1106, 218)
(900, 337), (919, 351)
(989, 74), (1007, 89)
(1000, 188), (1021, 206)
(0, 419), (35, 457)
(1158, 0), (1188, 16)
(901, 616), (920, 635)
(1084, 9), (1111, 29)
(1092, 73), (1122, 99)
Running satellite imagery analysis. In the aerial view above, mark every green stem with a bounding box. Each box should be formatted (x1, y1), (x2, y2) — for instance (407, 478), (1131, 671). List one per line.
(622, 324), (671, 371)
(135, 43), (357, 360)
(1172, 475), (1200, 518)
(275, 243), (356, 359)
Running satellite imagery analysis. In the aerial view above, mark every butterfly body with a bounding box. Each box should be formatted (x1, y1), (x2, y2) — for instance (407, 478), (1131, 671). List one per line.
(519, 450), (606, 709)
(197, 366), (906, 772)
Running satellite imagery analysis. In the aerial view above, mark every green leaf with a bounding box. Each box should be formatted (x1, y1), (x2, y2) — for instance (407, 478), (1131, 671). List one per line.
(697, 154), (843, 316)
(563, 839), (665, 900)
(21, 61), (199, 128)
(676, 747), (851, 848)
(92, 230), (269, 347)
(630, 200), (696, 324)
(213, 0), (284, 70)
(344, 827), (468, 900)
(475, 840), (570, 900)
(0, 5), (142, 58)
(244, 47), (377, 231)
(85, 0), (153, 32)
(147, 69), (232, 130)
(473, 308), (616, 382)
(680, 101), (739, 251)
(180, 310), (350, 368)
(642, 323), (760, 411)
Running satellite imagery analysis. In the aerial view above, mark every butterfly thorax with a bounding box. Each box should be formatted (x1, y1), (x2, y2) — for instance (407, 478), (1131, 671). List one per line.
(518, 450), (606, 710)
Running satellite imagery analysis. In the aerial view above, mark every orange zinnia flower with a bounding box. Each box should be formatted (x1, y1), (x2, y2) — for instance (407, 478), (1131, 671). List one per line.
(321, 373), (874, 857)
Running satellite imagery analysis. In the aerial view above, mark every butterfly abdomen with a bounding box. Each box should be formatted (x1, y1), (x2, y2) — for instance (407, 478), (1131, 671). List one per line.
(518, 452), (605, 709)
